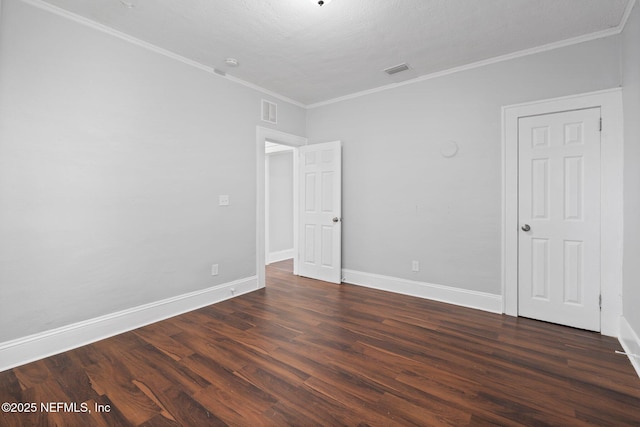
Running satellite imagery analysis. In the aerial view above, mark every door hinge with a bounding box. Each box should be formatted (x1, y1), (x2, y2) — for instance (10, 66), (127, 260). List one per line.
(599, 118), (602, 132)
(599, 294), (602, 310)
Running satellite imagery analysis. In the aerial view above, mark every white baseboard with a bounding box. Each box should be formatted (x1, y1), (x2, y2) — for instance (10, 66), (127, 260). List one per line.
(619, 316), (640, 379)
(342, 269), (503, 314)
(0, 276), (259, 372)
(267, 248), (294, 264)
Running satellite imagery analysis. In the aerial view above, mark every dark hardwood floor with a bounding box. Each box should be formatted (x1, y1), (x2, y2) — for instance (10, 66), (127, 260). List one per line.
(1, 259), (639, 426)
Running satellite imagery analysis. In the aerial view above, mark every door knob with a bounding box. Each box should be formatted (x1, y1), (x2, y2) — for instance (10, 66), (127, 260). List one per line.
(521, 224), (531, 232)
(332, 217), (340, 223)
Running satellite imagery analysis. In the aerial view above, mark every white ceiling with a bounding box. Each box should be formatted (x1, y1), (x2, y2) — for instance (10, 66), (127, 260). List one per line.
(39, 0), (632, 106)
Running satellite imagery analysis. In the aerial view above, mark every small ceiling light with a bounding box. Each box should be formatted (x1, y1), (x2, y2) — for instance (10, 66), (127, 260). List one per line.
(311, 0), (332, 6)
(119, 0), (135, 8)
(225, 58), (239, 67)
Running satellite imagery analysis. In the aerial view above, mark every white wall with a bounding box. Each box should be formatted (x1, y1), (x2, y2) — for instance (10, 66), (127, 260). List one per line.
(0, 0), (305, 343)
(307, 36), (621, 295)
(622, 2), (640, 337)
(267, 151), (294, 257)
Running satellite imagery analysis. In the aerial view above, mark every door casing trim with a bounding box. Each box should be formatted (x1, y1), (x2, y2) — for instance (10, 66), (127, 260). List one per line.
(502, 88), (623, 337)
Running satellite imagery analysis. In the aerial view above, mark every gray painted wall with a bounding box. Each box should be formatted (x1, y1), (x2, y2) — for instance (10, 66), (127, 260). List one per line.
(622, 2), (640, 335)
(268, 151), (294, 254)
(1, 0), (636, 348)
(307, 36), (621, 295)
(0, 0), (306, 342)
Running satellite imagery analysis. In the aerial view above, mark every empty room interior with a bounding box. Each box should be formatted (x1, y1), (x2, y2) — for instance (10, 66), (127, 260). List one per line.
(1, 0), (640, 425)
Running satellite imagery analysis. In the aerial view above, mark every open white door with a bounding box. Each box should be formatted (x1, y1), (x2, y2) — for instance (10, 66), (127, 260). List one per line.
(298, 141), (342, 284)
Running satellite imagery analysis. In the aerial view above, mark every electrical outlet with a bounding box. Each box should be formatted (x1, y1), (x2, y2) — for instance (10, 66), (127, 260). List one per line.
(219, 195), (230, 206)
(211, 264), (219, 276)
(412, 260), (420, 272)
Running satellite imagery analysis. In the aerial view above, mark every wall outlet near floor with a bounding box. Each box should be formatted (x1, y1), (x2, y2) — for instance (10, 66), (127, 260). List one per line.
(211, 264), (219, 276)
(219, 195), (230, 206)
(412, 260), (420, 272)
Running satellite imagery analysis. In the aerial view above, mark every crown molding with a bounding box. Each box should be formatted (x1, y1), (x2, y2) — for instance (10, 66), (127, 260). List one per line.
(16, 0), (636, 111)
(18, 0), (306, 108)
(307, 25), (624, 109)
(620, 0), (638, 30)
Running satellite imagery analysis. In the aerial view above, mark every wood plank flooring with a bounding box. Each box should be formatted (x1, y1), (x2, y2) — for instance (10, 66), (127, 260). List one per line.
(1, 259), (639, 426)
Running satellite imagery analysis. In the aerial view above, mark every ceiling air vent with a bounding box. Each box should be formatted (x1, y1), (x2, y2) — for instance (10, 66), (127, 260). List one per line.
(261, 100), (277, 124)
(384, 63), (410, 76)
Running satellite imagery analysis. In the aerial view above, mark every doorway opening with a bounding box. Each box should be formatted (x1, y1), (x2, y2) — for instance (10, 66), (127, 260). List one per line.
(265, 140), (295, 266)
(256, 127), (307, 288)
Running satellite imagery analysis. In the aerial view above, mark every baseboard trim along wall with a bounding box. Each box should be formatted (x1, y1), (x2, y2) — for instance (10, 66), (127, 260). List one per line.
(267, 249), (294, 265)
(619, 316), (640, 379)
(0, 276), (259, 372)
(342, 269), (503, 314)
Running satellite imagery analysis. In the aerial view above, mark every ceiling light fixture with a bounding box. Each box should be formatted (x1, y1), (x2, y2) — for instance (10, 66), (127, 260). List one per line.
(225, 58), (239, 67)
(119, 0), (135, 8)
(311, 0), (332, 6)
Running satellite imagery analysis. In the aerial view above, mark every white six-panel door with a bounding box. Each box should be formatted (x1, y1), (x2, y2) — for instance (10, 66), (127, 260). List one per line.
(518, 108), (601, 331)
(298, 141), (342, 284)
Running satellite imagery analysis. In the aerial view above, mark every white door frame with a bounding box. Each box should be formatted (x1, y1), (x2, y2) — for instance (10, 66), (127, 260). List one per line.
(502, 88), (623, 337)
(256, 126), (307, 288)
